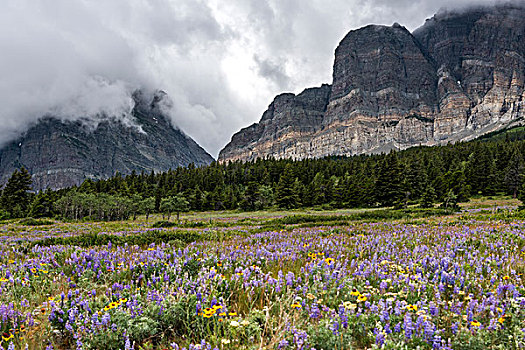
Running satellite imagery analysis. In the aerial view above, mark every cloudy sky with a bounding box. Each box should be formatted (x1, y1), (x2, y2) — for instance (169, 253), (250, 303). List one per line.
(0, 0), (505, 157)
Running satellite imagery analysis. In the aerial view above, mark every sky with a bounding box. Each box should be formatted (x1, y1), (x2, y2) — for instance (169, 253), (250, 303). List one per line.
(0, 0), (507, 158)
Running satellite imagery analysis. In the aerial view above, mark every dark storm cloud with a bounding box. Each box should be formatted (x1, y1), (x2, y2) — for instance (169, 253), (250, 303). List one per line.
(0, 0), (512, 157)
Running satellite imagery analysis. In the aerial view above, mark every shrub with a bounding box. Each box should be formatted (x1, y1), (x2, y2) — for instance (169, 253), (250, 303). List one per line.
(18, 217), (54, 226)
(29, 230), (201, 248)
(152, 220), (178, 228)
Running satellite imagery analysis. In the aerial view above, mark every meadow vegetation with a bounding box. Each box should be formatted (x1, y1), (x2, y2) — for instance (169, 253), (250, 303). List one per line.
(0, 198), (524, 349)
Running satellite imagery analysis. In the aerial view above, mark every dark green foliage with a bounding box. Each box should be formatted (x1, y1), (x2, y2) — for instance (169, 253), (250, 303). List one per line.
(0, 167), (33, 218)
(504, 146), (524, 198)
(29, 190), (57, 218)
(30, 230), (201, 248)
(152, 220), (178, 228)
(374, 152), (404, 207)
(275, 164), (300, 209)
(262, 208), (453, 227)
(5, 131), (525, 219)
(420, 184), (436, 208)
(18, 217), (54, 226)
(160, 195), (189, 221)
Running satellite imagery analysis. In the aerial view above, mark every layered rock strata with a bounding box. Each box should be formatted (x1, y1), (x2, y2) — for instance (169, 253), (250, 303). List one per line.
(219, 4), (525, 162)
(0, 91), (213, 190)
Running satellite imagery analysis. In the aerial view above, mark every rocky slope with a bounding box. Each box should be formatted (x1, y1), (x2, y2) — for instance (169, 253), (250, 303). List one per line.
(219, 3), (525, 162)
(0, 91), (213, 190)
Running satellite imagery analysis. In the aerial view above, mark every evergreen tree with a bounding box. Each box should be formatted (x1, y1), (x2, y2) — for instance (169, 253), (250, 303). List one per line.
(375, 152), (404, 207)
(29, 190), (56, 218)
(275, 164), (300, 209)
(504, 147), (524, 198)
(0, 167), (33, 218)
(256, 185), (274, 209)
(332, 176), (346, 208)
(405, 156), (427, 200)
(240, 182), (259, 211)
(419, 184), (436, 208)
(292, 178), (305, 208)
(445, 160), (470, 202)
(310, 172), (327, 205)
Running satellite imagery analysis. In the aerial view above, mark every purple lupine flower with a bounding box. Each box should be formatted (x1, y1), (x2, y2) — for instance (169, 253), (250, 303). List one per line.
(451, 322), (458, 334)
(404, 314), (414, 339)
(277, 339), (289, 349)
(125, 332), (132, 350)
(375, 329), (385, 347)
(309, 303), (321, 319)
(429, 302), (439, 317)
(433, 335), (443, 349)
(382, 322), (391, 335)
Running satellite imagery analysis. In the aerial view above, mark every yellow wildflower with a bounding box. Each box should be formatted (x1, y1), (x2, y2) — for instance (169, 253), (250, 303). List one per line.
(1, 332), (13, 341)
(357, 295), (367, 303)
(291, 302), (302, 309)
(406, 304), (418, 312)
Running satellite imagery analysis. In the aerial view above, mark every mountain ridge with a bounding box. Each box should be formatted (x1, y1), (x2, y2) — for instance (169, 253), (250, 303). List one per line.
(219, 3), (525, 162)
(0, 90), (213, 190)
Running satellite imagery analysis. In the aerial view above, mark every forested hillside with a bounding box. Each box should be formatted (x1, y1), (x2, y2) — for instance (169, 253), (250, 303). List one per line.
(2, 129), (525, 220)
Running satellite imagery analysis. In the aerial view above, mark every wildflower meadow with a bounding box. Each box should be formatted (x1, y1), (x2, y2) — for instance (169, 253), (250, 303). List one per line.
(1, 204), (525, 349)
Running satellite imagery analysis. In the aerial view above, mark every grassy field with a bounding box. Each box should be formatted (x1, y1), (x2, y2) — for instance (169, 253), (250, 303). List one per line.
(0, 198), (524, 349)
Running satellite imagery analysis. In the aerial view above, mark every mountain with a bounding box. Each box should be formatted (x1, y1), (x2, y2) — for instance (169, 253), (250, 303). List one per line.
(219, 3), (525, 162)
(0, 90), (213, 190)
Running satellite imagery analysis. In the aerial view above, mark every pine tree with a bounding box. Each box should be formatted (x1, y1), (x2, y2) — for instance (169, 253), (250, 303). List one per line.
(375, 152), (404, 207)
(419, 184), (436, 208)
(29, 190), (56, 218)
(310, 172), (327, 205)
(504, 147), (524, 198)
(240, 182), (259, 211)
(444, 160), (470, 202)
(0, 167), (33, 218)
(275, 164), (300, 209)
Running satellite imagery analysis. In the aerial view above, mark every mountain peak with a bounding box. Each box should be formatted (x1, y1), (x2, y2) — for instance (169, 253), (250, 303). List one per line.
(0, 90), (213, 190)
(219, 4), (525, 162)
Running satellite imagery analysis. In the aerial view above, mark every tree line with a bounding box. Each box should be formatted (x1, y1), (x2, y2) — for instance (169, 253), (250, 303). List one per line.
(2, 128), (525, 220)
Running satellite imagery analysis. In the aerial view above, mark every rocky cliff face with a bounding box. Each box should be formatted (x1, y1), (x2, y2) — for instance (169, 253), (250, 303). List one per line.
(0, 91), (213, 190)
(219, 3), (525, 162)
